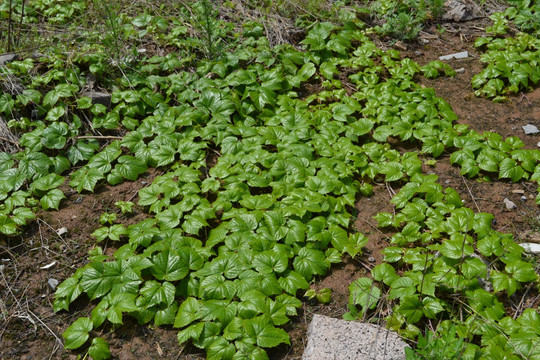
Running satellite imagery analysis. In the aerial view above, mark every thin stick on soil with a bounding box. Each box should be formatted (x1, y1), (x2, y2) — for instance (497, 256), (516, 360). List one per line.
(0, 265), (22, 309)
(461, 175), (481, 212)
(385, 182), (396, 197)
(37, 218), (70, 250)
(358, 217), (392, 242)
(0, 136), (19, 147)
(27, 308), (63, 346)
(513, 283), (534, 319)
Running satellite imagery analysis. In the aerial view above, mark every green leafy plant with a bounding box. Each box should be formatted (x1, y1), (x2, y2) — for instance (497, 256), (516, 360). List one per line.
(305, 288), (332, 304)
(115, 200), (134, 214)
(191, 0), (227, 59)
(1, 2), (540, 359)
(472, 2), (540, 100)
(405, 325), (467, 360)
(369, 0), (445, 40)
(347, 173), (540, 358)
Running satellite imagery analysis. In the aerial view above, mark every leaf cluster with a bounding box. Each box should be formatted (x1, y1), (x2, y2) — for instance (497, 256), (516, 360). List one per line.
(348, 173), (540, 359)
(472, 2), (540, 100)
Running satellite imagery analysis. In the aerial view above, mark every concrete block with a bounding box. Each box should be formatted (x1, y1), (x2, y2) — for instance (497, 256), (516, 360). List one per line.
(302, 315), (408, 360)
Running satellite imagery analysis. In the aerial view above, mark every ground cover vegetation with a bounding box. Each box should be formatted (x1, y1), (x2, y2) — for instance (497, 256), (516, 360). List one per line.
(0, 0), (539, 359)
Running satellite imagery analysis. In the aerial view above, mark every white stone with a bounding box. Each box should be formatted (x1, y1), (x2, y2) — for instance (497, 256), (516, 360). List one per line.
(439, 51), (469, 60)
(503, 198), (517, 210)
(520, 243), (540, 254)
(48, 278), (59, 290)
(302, 315), (408, 360)
(522, 124), (539, 135)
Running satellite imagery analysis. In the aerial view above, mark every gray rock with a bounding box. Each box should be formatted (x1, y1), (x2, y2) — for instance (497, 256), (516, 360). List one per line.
(503, 198), (517, 210)
(302, 314), (408, 360)
(48, 278), (59, 290)
(522, 124), (539, 135)
(81, 91), (111, 108)
(0, 53), (19, 65)
(442, 0), (482, 22)
(439, 51), (469, 60)
(520, 243), (540, 254)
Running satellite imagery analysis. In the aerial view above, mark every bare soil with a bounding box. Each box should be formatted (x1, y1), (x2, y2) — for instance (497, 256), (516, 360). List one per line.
(1, 15), (540, 360)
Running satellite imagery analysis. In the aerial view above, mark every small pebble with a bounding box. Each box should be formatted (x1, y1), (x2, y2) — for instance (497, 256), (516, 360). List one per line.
(521, 196), (527, 202)
(141, 181), (148, 185)
(48, 278), (59, 290)
(503, 198), (517, 210)
(537, 141), (540, 148)
(522, 124), (539, 135)
(368, 256), (376, 263)
(455, 68), (465, 74)
(415, 51), (423, 56)
(444, 179), (451, 184)
(74, 197), (83, 204)
(56, 227), (68, 236)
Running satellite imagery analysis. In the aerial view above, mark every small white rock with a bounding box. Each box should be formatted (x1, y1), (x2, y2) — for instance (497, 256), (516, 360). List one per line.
(48, 278), (59, 290)
(520, 243), (540, 254)
(455, 67), (465, 73)
(521, 196), (527, 202)
(537, 141), (540, 148)
(503, 198), (517, 210)
(439, 51), (469, 60)
(56, 227), (68, 236)
(522, 124), (539, 135)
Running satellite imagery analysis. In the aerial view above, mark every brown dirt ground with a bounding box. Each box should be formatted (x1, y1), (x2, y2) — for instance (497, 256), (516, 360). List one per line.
(1, 14), (540, 360)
